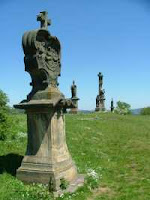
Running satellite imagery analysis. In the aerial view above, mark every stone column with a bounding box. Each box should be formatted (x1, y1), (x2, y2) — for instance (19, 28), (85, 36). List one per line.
(16, 103), (81, 191)
(95, 72), (105, 112)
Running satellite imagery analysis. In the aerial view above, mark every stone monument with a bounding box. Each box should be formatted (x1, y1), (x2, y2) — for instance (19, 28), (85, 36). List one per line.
(70, 81), (79, 114)
(111, 98), (114, 112)
(95, 72), (105, 111)
(14, 11), (84, 195)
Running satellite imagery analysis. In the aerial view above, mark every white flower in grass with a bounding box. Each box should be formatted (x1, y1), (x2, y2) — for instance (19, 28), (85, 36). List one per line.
(87, 168), (99, 180)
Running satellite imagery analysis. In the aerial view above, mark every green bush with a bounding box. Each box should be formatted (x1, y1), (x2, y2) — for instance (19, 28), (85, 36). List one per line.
(141, 107), (150, 115)
(115, 101), (131, 115)
(0, 89), (27, 141)
(0, 111), (9, 140)
(0, 90), (9, 107)
(0, 90), (10, 140)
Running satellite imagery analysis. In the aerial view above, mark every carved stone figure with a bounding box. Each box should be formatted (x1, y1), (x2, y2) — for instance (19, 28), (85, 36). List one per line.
(111, 98), (114, 112)
(70, 81), (79, 114)
(71, 80), (77, 98)
(14, 11), (84, 196)
(95, 72), (105, 111)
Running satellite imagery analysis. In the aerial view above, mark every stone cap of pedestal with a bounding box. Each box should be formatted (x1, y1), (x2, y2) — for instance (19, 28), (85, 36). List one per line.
(14, 97), (76, 110)
(14, 97), (61, 110)
(71, 97), (80, 101)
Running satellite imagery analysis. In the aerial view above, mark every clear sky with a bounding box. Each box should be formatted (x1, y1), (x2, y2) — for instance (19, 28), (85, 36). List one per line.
(0, 0), (150, 110)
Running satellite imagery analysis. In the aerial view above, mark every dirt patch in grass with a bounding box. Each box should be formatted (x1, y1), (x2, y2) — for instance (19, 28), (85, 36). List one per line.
(87, 186), (113, 200)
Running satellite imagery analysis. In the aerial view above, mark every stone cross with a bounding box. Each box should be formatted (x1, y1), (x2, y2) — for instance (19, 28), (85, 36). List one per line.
(98, 72), (103, 94)
(37, 11), (51, 29)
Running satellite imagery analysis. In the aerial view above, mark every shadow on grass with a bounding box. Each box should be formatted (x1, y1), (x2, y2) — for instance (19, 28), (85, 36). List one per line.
(0, 153), (23, 176)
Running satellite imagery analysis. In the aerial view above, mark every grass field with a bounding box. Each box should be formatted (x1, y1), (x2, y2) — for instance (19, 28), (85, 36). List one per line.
(0, 112), (150, 200)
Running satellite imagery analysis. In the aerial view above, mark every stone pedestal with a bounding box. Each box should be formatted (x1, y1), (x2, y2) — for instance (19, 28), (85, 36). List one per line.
(15, 90), (84, 194)
(70, 108), (78, 114)
(95, 101), (105, 112)
(70, 97), (79, 114)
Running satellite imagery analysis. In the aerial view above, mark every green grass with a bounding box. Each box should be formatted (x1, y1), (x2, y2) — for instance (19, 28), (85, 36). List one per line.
(0, 112), (150, 200)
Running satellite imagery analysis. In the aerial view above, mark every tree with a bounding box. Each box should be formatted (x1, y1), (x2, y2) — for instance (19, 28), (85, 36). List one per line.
(0, 89), (9, 108)
(115, 101), (131, 115)
(141, 107), (150, 115)
(0, 90), (9, 140)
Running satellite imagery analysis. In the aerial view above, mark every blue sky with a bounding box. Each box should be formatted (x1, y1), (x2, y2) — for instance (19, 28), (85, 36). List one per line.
(0, 0), (150, 110)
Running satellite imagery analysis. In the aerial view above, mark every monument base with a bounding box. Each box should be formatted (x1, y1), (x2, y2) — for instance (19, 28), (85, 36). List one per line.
(69, 97), (79, 114)
(95, 107), (105, 112)
(69, 108), (78, 114)
(17, 158), (84, 194)
(15, 97), (84, 194)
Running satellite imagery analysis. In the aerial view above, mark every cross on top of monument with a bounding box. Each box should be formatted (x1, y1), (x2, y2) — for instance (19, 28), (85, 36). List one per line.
(98, 72), (103, 85)
(37, 11), (51, 30)
(98, 72), (103, 78)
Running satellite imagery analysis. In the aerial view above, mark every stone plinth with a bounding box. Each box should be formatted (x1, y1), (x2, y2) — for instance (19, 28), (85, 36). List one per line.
(95, 107), (105, 112)
(95, 100), (105, 112)
(14, 89), (84, 193)
(70, 97), (79, 114)
(70, 108), (78, 114)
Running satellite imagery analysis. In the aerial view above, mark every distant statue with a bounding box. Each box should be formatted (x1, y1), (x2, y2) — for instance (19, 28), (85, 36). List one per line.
(111, 98), (114, 112)
(95, 72), (105, 111)
(71, 81), (77, 98)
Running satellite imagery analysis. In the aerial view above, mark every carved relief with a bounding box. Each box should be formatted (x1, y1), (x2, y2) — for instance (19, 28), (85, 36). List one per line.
(22, 14), (61, 100)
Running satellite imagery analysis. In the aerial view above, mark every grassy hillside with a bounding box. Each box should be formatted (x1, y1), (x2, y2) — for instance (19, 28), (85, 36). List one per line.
(0, 113), (150, 200)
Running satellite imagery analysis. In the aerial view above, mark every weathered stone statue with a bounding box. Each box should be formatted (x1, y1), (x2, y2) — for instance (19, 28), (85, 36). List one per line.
(71, 80), (77, 98)
(95, 72), (105, 111)
(14, 11), (84, 195)
(111, 98), (114, 112)
(70, 81), (79, 114)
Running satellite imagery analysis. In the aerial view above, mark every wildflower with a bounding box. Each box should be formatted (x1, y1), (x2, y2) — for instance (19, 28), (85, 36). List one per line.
(87, 169), (99, 180)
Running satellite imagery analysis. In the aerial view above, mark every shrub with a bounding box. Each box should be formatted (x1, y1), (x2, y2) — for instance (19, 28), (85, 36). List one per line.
(115, 101), (131, 115)
(0, 89), (25, 140)
(0, 90), (10, 140)
(141, 107), (150, 115)
(0, 90), (9, 107)
(0, 110), (9, 140)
